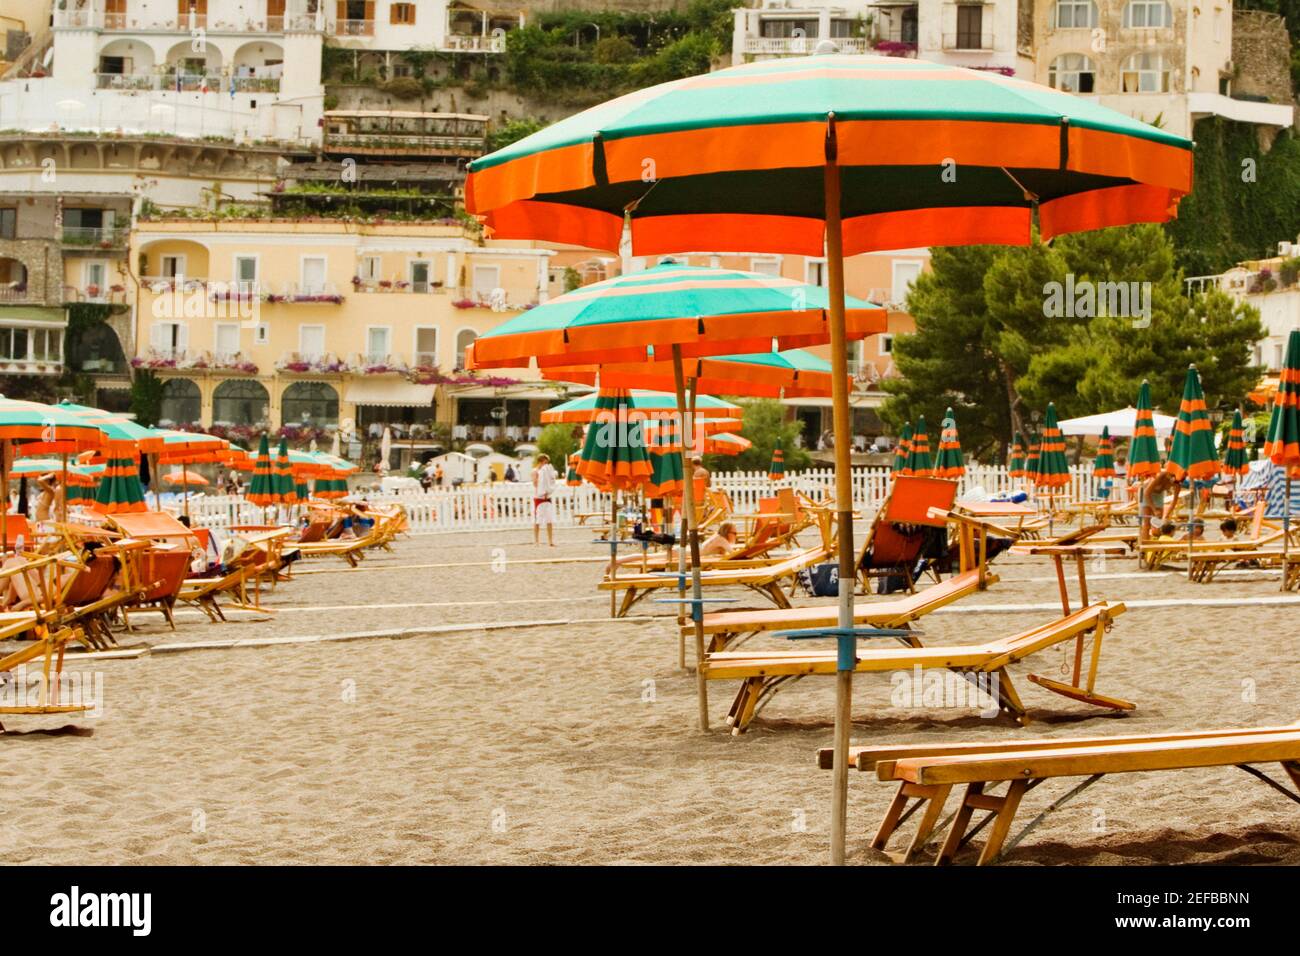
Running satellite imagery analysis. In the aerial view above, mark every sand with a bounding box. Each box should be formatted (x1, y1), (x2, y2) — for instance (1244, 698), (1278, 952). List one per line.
(1, 525), (1298, 865)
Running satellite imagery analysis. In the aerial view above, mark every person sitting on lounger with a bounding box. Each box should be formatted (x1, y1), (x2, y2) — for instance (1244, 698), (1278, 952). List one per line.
(1157, 521), (1178, 540)
(1220, 517), (1239, 541)
(700, 522), (737, 557)
(1178, 519), (1205, 542)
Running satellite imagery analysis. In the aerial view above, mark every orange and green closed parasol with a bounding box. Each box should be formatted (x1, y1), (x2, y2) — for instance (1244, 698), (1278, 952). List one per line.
(1128, 380), (1162, 478)
(906, 415), (933, 478)
(575, 391), (654, 491)
(1034, 404), (1071, 488)
(1008, 433), (1027, 479)
(933, 407), (964, 479)
(565, 452), (583, 487)
(273, 437), (298, 504)
(1093, 426), (1116, 479)
(1263, 329), (1300, 472)
(1025, 433), (1041, 481)
(1222, 409), (1249, 476)
(769, 447), (785, 481)
(246, 434), (279, 506)
(1164, 365), (1219, 482)
(892, 423), (912, 475)
(91, 451), (147, 514)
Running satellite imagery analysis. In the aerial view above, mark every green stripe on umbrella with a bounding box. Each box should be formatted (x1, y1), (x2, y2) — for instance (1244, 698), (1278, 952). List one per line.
(1263, 329), (1300, 469)
(906, 415), (933, 478)
(91, 452), (147, 514)
(1165, 365), (1219, 481)
(769, 447), (786, 481)
(1008, 433), (1027, 478)
(575, 391), (654, 491)
(1035, 404), (1071, 488)
(1128, 379), (1162, 478)
(1223, 410), (1250, 476)
(274, 436), (297, 504)
(934, 407), (964, 479)
(1093, 426), (1116, 479)
(246, 434), (278, 506)
(893, 423), (912, 475)
(542, 389), (742, 423)
(644, 450), (684, 498)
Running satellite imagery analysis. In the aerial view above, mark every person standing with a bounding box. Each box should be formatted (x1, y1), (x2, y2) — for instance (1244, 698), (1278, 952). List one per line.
(532, 453), (557, 547)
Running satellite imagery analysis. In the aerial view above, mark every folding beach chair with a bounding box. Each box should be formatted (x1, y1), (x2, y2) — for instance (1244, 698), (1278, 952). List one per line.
(857, 476), (958, 594)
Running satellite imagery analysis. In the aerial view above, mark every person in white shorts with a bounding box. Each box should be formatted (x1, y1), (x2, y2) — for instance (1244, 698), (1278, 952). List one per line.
(532, 453), (558, 547)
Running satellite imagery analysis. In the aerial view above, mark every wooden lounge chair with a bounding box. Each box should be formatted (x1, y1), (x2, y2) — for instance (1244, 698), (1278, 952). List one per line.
(828, 725), (1300, 865)
(857, 476), (958, 594)
(54, 541), (150, 649)
(707, 602), (1133, 734)
(119, 547), (191, 630)
(105, 511), (200, 548)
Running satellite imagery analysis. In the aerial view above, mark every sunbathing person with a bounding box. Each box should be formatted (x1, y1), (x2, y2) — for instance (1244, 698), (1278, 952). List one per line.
(700, 522), (737, 557)
(1220, 517), (1239, 541)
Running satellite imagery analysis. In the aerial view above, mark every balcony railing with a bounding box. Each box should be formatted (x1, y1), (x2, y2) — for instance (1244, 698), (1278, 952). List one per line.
(355, 353), (409, 374)
(442, 33), (506, 52)
(62, 225), (127, 247)
(277, 352), (350, 374)
(60, 11), (286, 32)
(232, 76), (281, 93)
(335, 19), (375, 37)
(942, 31), (995, 51)
(322, 132), (484, 154)
(0, 286), (33, 303)
(265, 282), (345, 303)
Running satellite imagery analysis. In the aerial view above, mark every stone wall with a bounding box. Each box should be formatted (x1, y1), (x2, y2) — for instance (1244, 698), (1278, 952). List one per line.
(0, 237), (62, 307)
(1232, 9), (1293, 108)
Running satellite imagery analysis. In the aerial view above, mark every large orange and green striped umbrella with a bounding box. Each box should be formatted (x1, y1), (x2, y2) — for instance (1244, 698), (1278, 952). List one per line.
(246, 434), (279, 506)
(541, 390), (742, 424)
(769, 447), (785, 481)
(565, 452), (583, 487)
(1008, 433), (1027, 479)
(892, 423), (913, 475)
(575, 391), (654, 491)
(1025, 433), (1041, 481)
(707, 432), (752, 457)
(1165, 365), (1219, 481)
(644, 452), (684, 498)
(51, 401), (166, 455)
(1263, 329), (1300, 472)
(310, 452), (356, 499)
(1222, 409), (1250, 476)
(906, 415), (933, 478)
(1035, 404), (1071, 488)
(91, 451), (147, 514)
(1128, 380), (1163, 478)
(467, 263), (884, 371)
(273, 437), (298, 504)
(934, 407), (964, 479)
(1093, 426), (1116, 479)
(466, 56), (1192, 259)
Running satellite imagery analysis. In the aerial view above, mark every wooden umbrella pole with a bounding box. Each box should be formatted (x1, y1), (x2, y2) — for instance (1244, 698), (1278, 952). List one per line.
(1283, 475), (1291, 592)
(60, 452), (69, 524)
(825, 148), (855, 867)
(673, 344), (708, 731)
(150, 453), (162, 511)
(1, 441), (8, 556)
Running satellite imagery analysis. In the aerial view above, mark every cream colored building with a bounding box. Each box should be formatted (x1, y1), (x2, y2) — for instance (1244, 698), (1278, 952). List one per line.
(128, 217), (562, 436)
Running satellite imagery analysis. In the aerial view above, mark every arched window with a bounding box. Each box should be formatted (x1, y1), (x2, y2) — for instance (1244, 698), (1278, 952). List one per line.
(281, 381), (339, 427)
(455, 329), (477, 370)
(1123, 0), (1171, 28)
(159, 378), (201, 427)
(1048, 54), (1096, 93)
(1053, 0), (1098, 29)
(212, 379), (269, 426)
(1120, 52), (1171, 92)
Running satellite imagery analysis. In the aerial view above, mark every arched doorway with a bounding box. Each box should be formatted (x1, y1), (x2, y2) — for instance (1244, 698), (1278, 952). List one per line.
(213, 379), (269, 427)
(159, 378), (201, 426)
(281, 381), (338, 428)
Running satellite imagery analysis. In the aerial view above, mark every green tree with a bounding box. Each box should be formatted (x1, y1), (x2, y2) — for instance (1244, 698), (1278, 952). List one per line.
(486, 117), (545, 153)
(537, 422), (578, 466)
(130, 369), (164, 426)
(706, 399), (811, 473)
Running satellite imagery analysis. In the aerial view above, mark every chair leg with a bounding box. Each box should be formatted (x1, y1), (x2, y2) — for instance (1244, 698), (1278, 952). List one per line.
(901, 783), (953, 863)
(976, 779), (1029, 865)
(936, 782), (983, 865)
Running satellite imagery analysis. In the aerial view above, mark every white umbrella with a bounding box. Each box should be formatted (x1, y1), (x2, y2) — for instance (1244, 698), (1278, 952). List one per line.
(379, 427), (392, 474)
(1057, 407), (1177, 438)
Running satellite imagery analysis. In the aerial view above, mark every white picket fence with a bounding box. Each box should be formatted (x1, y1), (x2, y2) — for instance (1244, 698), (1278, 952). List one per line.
(180, 464), (1101, 534)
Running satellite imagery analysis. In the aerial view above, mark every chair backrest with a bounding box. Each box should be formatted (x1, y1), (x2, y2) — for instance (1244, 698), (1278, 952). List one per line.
(734, 520), (776, 559)
(777, 487), (800, 530)
(61, 552), (116, 606)
(883, 476), (959, 526)
(1248, 497), (1267, 540)
(111, 511), (199, 548)
(298, 520), (329, 543)
(137, 548), (191, 601)
(3, 514), (32, 548)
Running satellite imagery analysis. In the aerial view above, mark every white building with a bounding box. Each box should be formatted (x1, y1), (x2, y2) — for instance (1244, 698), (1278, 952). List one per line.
(1186, 238), (1300, 372)
(731, 0), (1023, 74)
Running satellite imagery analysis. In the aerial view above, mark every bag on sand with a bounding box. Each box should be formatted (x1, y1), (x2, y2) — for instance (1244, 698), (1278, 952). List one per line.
(797, 561), (840, 597)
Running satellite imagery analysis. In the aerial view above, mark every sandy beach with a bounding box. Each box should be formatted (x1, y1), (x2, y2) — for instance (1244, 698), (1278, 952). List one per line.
(2, 525), (1298, 866)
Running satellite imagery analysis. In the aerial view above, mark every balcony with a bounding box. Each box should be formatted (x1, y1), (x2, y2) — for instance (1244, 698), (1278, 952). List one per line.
(322, 132), (484, 156)
(61, 224), (128, 249)
(277, 352), (350, 374)
(61, 11), (286, 33)
(942, 31), (994, 51)
(265, 283), (345, 304)
(0, 285), (33, 303)
(335, 19), (375, 37)
(97, 72), (226, 92)
(442, 34), (507, 53)
(354, 353), (409, 375)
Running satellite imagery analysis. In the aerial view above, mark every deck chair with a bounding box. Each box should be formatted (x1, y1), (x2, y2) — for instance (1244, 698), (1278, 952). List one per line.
(53, 541), (150, 650)
(296, 524), (385, 566)
(857, 476), (958, 594)
(707, 602), (1132, 734)
(119, 546), (191, 630)
(106, 511), (201, 549)
(833, 725), (1300, 865)
(178, 558), (257, 622)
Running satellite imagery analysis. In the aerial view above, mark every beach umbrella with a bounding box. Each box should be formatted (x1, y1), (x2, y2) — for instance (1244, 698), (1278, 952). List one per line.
(246, 435), (279, 507)
(933, 407), (964, 479)
(1128, 380), (1162, 478)
(1057, 407), (1177, 438)
(466, 50), (1195, 866)
(1263, 329), (1300, 580)
(1034, 404), (1071, 489)
(906, 415), (933, 478)
(1093, 426), (1116, 479)
(163, 469), (208, 487)
(1008, 433), (1027, 479)
(892, 423), (912, 475)
(575, 391), (653, 491)
(274, 437), (298, 504)
(644, 450), (685, 499)
(565, 452), (583, 487)
(1165, 365), (1219, 482)
(769, 447), (786, 481)
(707, 432), (752, 457)
(91, 450), (147, 515)
(542, 389), (743, 424)
(309, 452), (355, 500)
(1222, 410), (1249, 476)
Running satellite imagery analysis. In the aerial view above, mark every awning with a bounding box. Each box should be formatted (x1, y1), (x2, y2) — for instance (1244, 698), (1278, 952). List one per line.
(780, 393), (885, 409)
(344, 381), (436, 408)
(449, 385), (577, 401)
(0, 306), (68, 327)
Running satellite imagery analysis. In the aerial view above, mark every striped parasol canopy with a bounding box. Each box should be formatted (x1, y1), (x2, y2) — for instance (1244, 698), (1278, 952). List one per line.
(1165, 365), (1220, 481)
(163, 469), (209, 487)
(309, 451), (357, 499)
(892, 423), (913, 475)
(1093, 426), (1116, 479)
(575, 391), (654, 491)
(769, 447), (785, 481)
(542, 389), (742, 424)
(1263, 329), (1300, 473)
(1128, 380), (1163, 478)
(1025, 433), (1042, 483)
(91, 451), (147, 514)
(933, 407), (964, 479)
(708, 432), (752, 457)
(246, 434), (279, 506)
(273, 437), (298, 504)
(1034, 403), (1071, 488)
(644, 451), (684, 498)
(906, 415), (933, 478)
(155, 429), (234, 464)
(45, 401), (166, 455)
(565, 452), (583, 487)
(1008, 433), (1027, 478)
(1222, 409), (1250, 476)
(466, 263), (885, 371)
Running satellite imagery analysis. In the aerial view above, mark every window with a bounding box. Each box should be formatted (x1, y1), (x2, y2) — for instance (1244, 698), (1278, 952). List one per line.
(300, 256), (327, 294)
(281, 381), (339, 427)
(0, 327), (30, 361)
(879, 334), (895, 355)
(212, 379), (270, 427)
(891, 261), (922, 304)
(805, 260), (827, 287)
(83, 262), (107, 295)
(358, 255), (382, 283)
(234, 255), (258, 291)
(409, 260), (431, 293)
(1121, 52), (1170, 92)
(760, 18), (818, 39)
(955, 5), (984, 49)
(414, 327), (438, 367)
(1048, 53), (1096, 93)
(750, 257), (781, 277)
(254, 322), (269, 346)
(1054, 0), (1098, 28)
(150, 320), (187, 357)
(390, 2), (415, 24)
(455, 329), (477, 370)
(471, 265), (500, 300)
(0, 208), (14, 240)
(160, 255), (185, 278)
(159, 379), (201, 426)
(214, 323), (240, 359)
(1123, 0), (1171, 28)
(299, 324), (326, 360)
(366, 327), (391, 363)
(29, 327), (62, 362)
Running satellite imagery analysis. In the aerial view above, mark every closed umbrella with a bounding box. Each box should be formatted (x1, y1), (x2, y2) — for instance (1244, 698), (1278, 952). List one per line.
(906, 415), (933, 478)
(1094, 427), (1116, 479)
(892, 423), (912, 476)
(769, 447), (786, 482)
(1165, 365), (1219, 482)
(1034, 404), (1071, 489)
(933, 407), (964, 479)
(1222, 409), (1249, 476)
(1008, 433), (1027, 480)
(1263, 329), (1300, 583)
(1128, 380), (1162, 479)
(565, 452), (583, 488)
(274, 437), (297, 505)
(246, 434), (279, 507)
